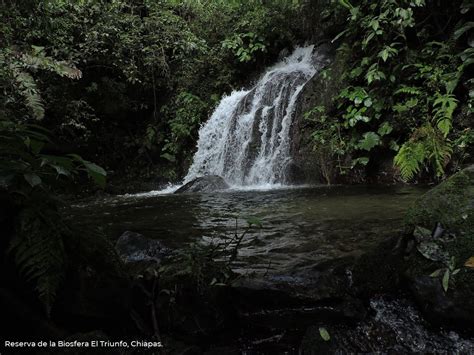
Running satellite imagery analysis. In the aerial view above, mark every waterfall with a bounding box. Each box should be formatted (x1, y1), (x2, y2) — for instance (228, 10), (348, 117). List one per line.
(185, 45), (328, 187)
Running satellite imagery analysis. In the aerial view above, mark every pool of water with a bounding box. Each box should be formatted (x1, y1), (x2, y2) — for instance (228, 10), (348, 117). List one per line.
(69, 184), (426, 275)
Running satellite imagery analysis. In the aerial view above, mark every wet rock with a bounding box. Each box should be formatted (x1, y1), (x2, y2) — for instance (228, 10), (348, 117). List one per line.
(300, 296), (474, 354)
(411, 276), (474, 325)
(290, 44), (338, 184)
(403, 165), (474, 326)
(174, 175), (229, 194)
(115, 231), (170, 263)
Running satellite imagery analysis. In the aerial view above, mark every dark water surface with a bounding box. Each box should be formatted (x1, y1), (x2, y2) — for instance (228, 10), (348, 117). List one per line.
(69, 184), (425, 274)
(68, 185), (474, 353)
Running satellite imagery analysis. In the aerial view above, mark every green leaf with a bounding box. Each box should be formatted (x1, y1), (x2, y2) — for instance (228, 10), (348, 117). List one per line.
(442, 269), (450, 292)
(331, 28), (350, 43)
(454, 22), (474, 40)
(379, 49), (389, 62)
(352, 157), (369, 167)
(378, 122), (393, 136)
(24, 173), (42, 187)
(389, 140), (400, 152)
(357, 132), (380, 151)
(68, 154), (106, 188)
(338, 0), (353, 10)
(430, 268), (443, 277)
(83, 161), (106, 188)
(319, 327), (331, 341)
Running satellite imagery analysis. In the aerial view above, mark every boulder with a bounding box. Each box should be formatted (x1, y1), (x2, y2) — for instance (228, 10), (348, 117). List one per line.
(115, 231), (170, 263)
(402, 165), (474, 326)
(174, 175), (230, 194)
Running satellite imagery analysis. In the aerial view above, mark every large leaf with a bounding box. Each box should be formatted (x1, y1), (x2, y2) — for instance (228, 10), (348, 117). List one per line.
(68, 154), (107, 188)
(378, 122), (393, 136)
(357, 132), (380, 151)
(24, 173), (42, 187)
(454, 21), (474, 40)
(83, 161), (107, 188)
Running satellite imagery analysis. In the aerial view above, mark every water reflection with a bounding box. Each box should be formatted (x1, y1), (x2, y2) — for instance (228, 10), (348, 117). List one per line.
(69, 185), (426, 274)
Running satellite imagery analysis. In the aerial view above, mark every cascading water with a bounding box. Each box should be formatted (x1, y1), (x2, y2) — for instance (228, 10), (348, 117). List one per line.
(184, 45), (329, 187)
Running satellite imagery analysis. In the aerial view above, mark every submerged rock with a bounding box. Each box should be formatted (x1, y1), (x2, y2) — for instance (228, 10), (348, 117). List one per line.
(403, 165), (474, 326)
(174, 175), (229, 193)
(115, 231), (170, 263)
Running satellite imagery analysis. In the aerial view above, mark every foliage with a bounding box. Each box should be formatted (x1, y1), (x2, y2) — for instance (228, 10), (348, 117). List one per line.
(0, 119), (109, 314)
(1, 0), (300, 178)
(160, 92), (209, 163)
(306, 0), (473, 181)
(0, 21), (109, 314)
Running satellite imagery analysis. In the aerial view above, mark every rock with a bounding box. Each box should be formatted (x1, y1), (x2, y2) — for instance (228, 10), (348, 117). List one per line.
(115, 231), (170, 263)
(174, 175), (230, 194)
(411, 276), (474, 325)
(403, 165), (474, 326)
(290, 44), (338, 184)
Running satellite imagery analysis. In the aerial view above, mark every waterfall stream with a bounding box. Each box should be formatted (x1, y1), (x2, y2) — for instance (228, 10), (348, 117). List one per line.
(184, 46), (329, 187)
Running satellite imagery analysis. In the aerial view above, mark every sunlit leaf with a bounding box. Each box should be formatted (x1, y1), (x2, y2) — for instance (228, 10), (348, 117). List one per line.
(319, 327), (331, 341)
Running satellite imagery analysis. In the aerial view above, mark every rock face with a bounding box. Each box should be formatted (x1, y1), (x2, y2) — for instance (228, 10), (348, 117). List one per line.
(174, 175), (230, 193)
(115, 231), (170, 263)
(402, 165), (474, 326)
(289, 43), (340, 184)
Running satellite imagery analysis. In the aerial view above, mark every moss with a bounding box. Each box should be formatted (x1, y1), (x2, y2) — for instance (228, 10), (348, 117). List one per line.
(405, 167), (474, 234)
(403, 166), (474, 319)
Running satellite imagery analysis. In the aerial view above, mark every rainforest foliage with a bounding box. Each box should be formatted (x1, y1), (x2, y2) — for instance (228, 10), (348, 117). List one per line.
(0, 0), (300, 316)
(304, 0), (473, 182)
(0, 0), (473, 315)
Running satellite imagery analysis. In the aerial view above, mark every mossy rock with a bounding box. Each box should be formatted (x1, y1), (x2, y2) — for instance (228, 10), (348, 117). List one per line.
(405, 165), (474, 234)
(403, 165), (474, 326)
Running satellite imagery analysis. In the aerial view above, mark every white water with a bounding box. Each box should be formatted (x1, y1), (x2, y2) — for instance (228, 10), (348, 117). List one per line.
(184, 45), (328, 188)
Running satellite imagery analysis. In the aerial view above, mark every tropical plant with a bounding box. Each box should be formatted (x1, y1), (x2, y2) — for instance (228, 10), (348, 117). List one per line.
(306, 0), (472, 181)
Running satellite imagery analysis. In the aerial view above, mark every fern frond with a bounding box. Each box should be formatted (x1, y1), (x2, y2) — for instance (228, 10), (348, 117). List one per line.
(394, 86), (422, 96)
(9, 206), (66, 315)
(395, 124), (453, 181)
(394, 141), (425, 181)
(420, 124), (452, 177)
(12, 69), (45, 120)
(433, 93), (458, 137)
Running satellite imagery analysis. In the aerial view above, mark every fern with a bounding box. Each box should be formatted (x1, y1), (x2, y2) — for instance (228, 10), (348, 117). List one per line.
(421, 124), (453, 177)
(395, 124), (452, 181)
(394, 141), (425, 180)
(394, 86), (422, 96)
(432, 93), (458, 137)
(12, 69), (45, 120)
(9, 205), (66, 315)
(6, 46), (82, 120)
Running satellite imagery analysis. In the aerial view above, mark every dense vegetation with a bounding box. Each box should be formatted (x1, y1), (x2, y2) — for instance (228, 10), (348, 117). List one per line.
(0, 0), (302, 338)
(0, 0), (472, 347)
(304, 0), (473, 182)
(1, 0), (301, 184)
